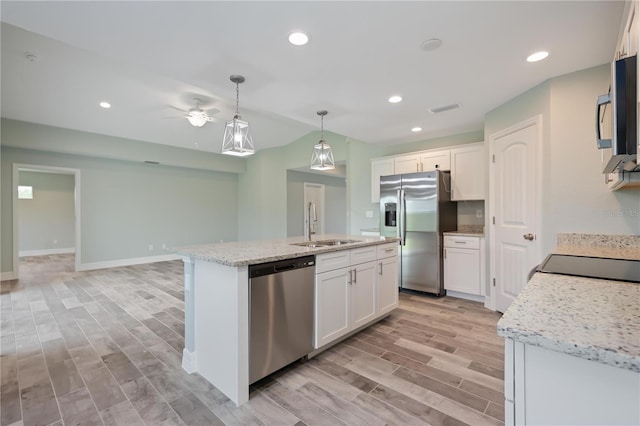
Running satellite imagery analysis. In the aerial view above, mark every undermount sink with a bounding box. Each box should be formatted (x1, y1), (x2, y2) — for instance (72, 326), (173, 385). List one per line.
(290, 239), (361, 248)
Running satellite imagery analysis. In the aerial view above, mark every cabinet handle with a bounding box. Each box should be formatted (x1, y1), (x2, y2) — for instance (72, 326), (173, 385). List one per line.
(353, 268), (357, 283)
(384, 248), (394, 252)
(348, 270), (352, 285)
(454, 241), (467, 244)
(444, 248), (447, 259)
(379, 262), (383, 275)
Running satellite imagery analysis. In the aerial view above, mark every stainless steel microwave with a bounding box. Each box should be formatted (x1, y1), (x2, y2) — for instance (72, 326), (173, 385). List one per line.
(596, 55), (637, 173)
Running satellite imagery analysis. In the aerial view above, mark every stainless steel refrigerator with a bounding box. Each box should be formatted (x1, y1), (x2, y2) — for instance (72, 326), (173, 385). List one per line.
(380, 170), (457, 296)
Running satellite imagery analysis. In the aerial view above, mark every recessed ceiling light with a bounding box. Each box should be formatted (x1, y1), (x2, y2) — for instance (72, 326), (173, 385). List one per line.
(99, 101), (111, 109)
(288, 32), (309, 46)
(388, 95), (403, 103)
(420, 38), (442, 52)
(411, 127), (422, 132)
(526, 51), (549, 63)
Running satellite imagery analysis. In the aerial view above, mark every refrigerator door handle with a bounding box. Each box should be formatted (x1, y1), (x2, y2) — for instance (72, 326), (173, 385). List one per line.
(400, 189), (407, 245)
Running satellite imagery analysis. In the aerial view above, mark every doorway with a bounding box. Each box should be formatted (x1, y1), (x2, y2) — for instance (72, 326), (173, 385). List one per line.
(303, 183), (325, 239)
(489, 116), (542, 312)
(12, 164), (81, 278)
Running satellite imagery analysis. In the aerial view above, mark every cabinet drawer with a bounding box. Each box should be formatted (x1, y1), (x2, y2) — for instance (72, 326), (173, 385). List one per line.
(350, 246), (377, 265)
(316, 250), (350, 274)
(443, 236), (480, 249)
(377, 243), (398, 259)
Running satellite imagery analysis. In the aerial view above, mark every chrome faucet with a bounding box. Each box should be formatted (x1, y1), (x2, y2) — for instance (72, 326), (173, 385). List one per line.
(308, 202), (317, 241)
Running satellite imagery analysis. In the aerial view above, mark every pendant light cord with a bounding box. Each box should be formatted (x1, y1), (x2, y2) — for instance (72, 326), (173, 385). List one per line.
(235, 82), (240, 118)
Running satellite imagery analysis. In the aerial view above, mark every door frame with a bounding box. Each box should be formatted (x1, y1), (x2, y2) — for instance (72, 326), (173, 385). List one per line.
(303, 182), (325, 239)
(488, 115), (543, 311)
(12, 163), (82, 278)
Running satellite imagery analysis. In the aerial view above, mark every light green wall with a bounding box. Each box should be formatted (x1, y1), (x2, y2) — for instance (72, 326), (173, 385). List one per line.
(484, 63), (640, 297)
(18, 171), (75, 252)
(1, 146), (239, 273)
(237, 130), (354, 240)
(381, 130), (484, 156)
(1, 118), (246, 174)
(286, 170), (346, 237)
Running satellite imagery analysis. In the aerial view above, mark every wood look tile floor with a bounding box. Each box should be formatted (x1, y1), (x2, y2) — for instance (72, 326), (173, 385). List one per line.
(1, 255), (505, 426)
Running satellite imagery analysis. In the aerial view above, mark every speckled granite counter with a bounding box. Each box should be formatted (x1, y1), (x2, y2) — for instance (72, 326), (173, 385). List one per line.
(498, 272), (640, 372)
(172, 234), (399, 267)
(498, 233), (640, 372)
(443, 224), (485, 237)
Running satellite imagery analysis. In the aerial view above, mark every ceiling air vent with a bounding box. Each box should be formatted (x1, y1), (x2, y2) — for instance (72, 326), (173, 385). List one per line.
(428, 103), (460, 114)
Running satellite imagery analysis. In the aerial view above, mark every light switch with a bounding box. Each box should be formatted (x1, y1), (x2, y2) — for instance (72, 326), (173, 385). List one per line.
(366, 210), (374, 218)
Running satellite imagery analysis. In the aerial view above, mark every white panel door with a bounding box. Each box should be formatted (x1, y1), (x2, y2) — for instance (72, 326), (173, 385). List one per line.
(491, 118), (541, 313)
(350, 261), (377, 329)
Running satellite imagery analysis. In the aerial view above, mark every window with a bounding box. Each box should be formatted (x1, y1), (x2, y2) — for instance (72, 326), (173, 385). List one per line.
(18, 185), (33, 199)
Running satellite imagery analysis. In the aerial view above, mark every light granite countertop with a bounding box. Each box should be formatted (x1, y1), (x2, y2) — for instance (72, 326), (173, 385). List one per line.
(443, 231), (485, 237)
(171, 234), (400, 267)
(498, 233), (640, 372)
(497, 272), (640, 372)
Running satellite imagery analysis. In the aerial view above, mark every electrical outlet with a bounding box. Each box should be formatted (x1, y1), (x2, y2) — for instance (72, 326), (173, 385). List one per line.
(476, 209), (483, 218)
(148, 244), (154, 251)
(161, 243), (166, 250)
(53, 239), (58, 245)
(365, 210), (374, 218)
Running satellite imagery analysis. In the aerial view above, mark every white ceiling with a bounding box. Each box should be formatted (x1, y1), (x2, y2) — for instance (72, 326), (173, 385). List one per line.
(0, 1), (625, 154)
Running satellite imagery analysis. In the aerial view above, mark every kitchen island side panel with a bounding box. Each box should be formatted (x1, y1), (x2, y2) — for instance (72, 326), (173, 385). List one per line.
(192, 259), (249, 406)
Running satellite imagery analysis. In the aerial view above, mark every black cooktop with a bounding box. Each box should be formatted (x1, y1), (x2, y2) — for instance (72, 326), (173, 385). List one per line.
(537, 254), (640, 283)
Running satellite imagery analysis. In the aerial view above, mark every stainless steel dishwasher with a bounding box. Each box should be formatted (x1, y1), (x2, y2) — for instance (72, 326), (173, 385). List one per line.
(249, 255), (315, 384)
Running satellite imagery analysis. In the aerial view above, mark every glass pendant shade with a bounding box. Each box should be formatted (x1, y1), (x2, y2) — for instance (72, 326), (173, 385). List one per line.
(222, 74), (255, 156)
(310, 110), (335, 170)
(222, 115), (254, 156)
(310, 140), (335, 170)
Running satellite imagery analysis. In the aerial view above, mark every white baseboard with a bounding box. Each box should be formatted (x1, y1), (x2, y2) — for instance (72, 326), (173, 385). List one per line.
(446, 290), (485, 303)
(77, 253), (182, 272)
(19, 247), (75, 257)
(0, 271), (18, 281)
(182, 348), (197, 374)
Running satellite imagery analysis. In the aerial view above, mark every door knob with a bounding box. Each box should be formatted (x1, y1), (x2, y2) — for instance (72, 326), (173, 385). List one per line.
(523, 233), (535, 241)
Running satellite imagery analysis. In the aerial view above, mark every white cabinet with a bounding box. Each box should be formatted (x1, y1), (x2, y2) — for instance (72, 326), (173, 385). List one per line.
(376, 243), (398, 315)
(394, 154), (421, 174)
(504, 339), (640, 425)
(315, 244), (398, 349)
(395, 151), (451, 173)
(443, 235), (484, 297)
(450, 143), (485, 200)
(371, 158), (394, 203)
(420, 150), (450, 172)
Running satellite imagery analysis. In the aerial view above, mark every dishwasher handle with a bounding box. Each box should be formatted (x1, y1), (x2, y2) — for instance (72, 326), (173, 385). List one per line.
(274, 264), (296, 273)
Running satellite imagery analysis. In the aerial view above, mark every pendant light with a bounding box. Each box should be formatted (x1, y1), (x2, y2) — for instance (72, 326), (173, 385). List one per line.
(310, 110), (335, 171)
(221, 75), (255, 156)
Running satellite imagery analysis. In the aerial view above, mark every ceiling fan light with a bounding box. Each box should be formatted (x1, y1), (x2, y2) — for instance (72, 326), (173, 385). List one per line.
(222, 116), (254, 156)
(187, 111), (208, 127)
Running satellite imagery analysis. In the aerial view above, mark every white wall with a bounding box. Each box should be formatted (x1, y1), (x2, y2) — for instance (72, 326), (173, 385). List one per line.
(18, 171), (75, 254)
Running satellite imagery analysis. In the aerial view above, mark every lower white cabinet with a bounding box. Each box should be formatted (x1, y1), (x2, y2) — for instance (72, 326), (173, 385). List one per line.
(315, 243), (398, 349)
(443, 235), (484, 296)
(505, 339), (640, 425)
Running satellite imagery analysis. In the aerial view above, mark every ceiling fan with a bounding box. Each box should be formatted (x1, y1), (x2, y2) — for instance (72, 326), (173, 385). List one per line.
(169, 98), (219, 128)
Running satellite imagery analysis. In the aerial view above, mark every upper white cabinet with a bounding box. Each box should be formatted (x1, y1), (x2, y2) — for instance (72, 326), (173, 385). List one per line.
(450, 143), (485, 200)
(371, 158), (395, 203)
(616, 0), (638, 59)
(420, 151), (451, 172)
(394, 154), (421, 174)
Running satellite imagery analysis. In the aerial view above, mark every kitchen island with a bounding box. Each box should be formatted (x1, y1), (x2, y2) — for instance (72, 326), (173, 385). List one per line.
(171, 234), (399, 406)
(497, 233), (640, 425)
